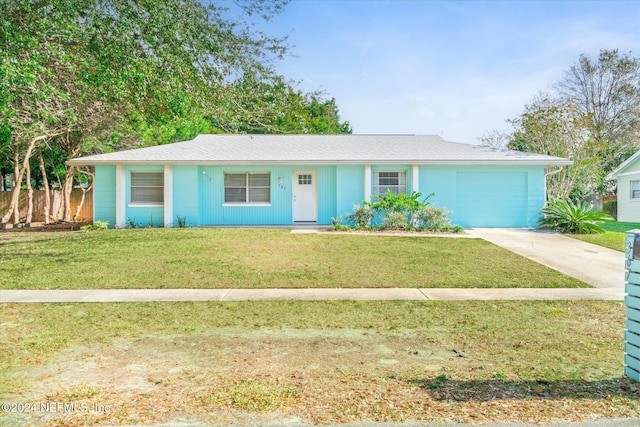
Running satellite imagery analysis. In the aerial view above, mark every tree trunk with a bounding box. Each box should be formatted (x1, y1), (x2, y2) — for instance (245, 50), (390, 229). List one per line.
(61, 166), (75, 222)
(11, 148), (20, 227)
(72, 170), (93, 221)
(25, 160), (33, 227)
(2, 148), (22, 229)
(73, 185), (89, 221)
(1, 134), (54, 228)
(38, 148), (51, 225)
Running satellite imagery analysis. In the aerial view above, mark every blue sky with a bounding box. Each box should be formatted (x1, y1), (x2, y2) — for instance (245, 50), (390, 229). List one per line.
(251, 0), (640, 144)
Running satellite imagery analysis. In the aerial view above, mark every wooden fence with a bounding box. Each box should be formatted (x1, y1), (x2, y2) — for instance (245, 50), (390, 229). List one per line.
(0, 189), (93, 223)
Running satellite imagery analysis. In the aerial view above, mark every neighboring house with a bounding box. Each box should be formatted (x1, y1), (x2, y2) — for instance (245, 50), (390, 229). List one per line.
(67, 134), (571, 228)
(609, 150), (640, 222)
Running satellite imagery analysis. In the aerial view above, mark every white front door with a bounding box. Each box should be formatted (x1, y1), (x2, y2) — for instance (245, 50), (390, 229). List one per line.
(293, 170), (317, 222)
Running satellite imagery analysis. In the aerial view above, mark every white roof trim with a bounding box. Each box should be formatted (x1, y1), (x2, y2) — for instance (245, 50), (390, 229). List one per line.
(610, 149), (640, 179)
(76, 159), (571, 166)
(613, 170), (640, 178)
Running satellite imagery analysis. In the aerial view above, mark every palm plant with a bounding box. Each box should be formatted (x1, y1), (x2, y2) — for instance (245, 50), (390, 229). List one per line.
(538, 198), (614, 234)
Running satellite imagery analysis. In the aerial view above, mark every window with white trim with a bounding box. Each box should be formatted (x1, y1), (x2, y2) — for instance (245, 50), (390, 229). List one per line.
(373, 171), (406, 196)
(130, 171), (164, 205)
(632, 180), (640, 199)
(224, 172), (270, 203)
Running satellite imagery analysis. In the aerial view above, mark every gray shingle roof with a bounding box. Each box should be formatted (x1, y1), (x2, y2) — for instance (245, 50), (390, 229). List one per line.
(68, 134), (572, 166)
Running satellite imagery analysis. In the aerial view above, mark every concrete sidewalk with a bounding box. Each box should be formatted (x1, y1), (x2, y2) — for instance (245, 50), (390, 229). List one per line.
(466, 228), (625, 290)
(0, 287), (624, 303)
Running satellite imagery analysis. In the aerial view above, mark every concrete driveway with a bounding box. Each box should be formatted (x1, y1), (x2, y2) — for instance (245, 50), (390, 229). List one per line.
(466, 228), (625, 291)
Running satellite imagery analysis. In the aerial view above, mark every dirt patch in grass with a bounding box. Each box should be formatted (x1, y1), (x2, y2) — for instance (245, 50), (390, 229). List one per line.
(5, 327), (640, 426)
(1, 301), (639, 426)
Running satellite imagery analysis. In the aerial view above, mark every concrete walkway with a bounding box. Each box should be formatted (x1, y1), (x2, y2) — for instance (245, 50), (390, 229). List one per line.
(0, 287), (624, 303)
(466, 228), (626, 290)
(0, 228), (627, 303)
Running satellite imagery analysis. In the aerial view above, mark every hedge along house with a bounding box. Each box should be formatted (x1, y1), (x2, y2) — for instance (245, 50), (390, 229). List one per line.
(67, 134), (571, 228)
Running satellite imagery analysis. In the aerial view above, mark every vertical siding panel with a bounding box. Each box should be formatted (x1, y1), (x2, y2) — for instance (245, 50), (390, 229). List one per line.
(419, 166), (458, 221)
(316, 166), (336, 224)
(173, 166), (199, 226)
(94, 165), (116, 227)
(336, 165), (364, 219)
(527, 166), (546, 228)
(199, 165), (224, 225)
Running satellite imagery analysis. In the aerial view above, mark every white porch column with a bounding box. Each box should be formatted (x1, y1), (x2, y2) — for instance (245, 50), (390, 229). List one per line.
(115, 164), (126, 228)
(163, 165), (173, 227)
(412, 165), (420, 193)
(364, 164), (372, 202)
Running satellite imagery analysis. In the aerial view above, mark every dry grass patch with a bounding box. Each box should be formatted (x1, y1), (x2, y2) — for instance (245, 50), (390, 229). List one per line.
(1, 300), (638, 426)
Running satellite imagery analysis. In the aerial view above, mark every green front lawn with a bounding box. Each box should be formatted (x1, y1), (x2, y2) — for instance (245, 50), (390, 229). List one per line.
(569, 221), (640, 251)
(0, 228), (586, 289)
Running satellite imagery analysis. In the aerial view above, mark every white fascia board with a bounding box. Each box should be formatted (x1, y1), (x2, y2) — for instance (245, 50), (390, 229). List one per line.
(613, 171), (640, 178)
(68, 159), (573, 167)
(610, 150), (640, 178)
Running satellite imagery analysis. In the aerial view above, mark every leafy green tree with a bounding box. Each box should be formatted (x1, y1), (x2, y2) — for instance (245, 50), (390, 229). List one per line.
(0, 0), (291, 225)
(556, 49), (640, 173)
(481, 49), (640, 199)
(217, 74), (352, 134)
(507, 95), (600, 199)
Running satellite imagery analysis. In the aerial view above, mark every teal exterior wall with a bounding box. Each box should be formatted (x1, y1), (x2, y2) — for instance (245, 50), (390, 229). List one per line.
(336, 165), (365, 219)
(198, 165), (336, 225)
(317, 166), (337, 224)
(172, 165), (199, 226)
(419, 165), (545, 228)
(92, 162), (546, 228)
(94, 165), (116, 227)
(124, 165), (164, 227)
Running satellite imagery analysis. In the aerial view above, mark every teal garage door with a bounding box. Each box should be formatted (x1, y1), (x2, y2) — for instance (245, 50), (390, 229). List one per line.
(455, 172), (528, 228)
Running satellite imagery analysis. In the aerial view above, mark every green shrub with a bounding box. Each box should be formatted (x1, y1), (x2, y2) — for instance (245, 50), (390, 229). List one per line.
(416, 206), (453, 231)
(603, 199), (617, 220)
(538, 198), (614, 234)
(381, 211), (409, 229)
(365, 190), (434, 228)
(346, 204), (374, 228)
(331, 216), (350, 231)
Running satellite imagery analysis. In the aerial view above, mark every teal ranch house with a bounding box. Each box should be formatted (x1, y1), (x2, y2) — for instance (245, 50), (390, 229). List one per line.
(68, 134), (571, 228)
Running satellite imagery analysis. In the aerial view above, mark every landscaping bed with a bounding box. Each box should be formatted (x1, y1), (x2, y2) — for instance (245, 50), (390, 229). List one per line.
(0, 221), (92, 232)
